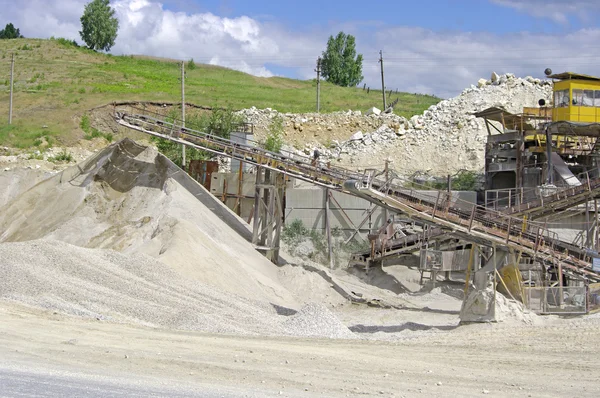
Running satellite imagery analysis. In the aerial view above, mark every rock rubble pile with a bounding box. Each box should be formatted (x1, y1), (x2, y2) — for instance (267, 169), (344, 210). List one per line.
(236, 73), (553, 176)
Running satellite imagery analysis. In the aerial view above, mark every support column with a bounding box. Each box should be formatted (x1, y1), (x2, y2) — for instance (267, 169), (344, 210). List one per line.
(545, 126), (553, 185)
(252, 166), (284, 264)
(325, 188), (334, 269)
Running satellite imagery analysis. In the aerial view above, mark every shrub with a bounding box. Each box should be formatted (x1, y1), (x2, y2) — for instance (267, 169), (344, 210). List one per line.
(263, 115), (284, 153)
(54, 37), (79, 48)
(282, 219), (309, 242)
(80, 114), (91, 132)
(52, 150), (74, 163)
(152, 107), (245, 168)
(451, 170), (479, 191)
(27, 152), (44, 160)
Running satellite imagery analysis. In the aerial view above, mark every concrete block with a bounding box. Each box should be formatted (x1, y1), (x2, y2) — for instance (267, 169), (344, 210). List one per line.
(211, 173), (256, 196)
(230, 132), (255, 172)
(286, 208), (383, 233)
(329, 190), (373, 209)
(286, 188), (325, 209)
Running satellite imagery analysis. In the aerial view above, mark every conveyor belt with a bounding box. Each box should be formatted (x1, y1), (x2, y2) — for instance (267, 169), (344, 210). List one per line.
(115, 109), (600, 282)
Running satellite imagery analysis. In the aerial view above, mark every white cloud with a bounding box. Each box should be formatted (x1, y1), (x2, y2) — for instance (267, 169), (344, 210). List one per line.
(209, 55), (273, 78)
(361, 26), (600, 98)
(1, 0), (600, 100)
(492, 0), (600, 24)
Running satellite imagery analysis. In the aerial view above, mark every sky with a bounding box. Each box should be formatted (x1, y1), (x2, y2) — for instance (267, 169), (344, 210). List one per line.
(2, 0), (600, 98)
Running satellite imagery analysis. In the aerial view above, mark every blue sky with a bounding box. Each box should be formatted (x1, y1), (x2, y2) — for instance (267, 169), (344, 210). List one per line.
(166, 0), (593, 33)
(2, 0), (600, 98)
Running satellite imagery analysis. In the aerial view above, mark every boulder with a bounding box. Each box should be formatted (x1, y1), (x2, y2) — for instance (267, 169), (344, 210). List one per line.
(477, 78), (488, 88)
(365, 107), (381, 116)
(350, 131), (364, 141)
(490, 72), (500, 84)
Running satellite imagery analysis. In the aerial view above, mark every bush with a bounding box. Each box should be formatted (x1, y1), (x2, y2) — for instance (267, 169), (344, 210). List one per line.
(80, 114), (112, 142)
(152, 107), (245, 168)
(451, 170), (479, 191)
(281, 218), (371, 267)
(51, 150), (74, 163)
(204, 107), (245, 139)
(27, 152), (44, 160)
(52, 37), (79, 48)
(282, 219), (309, 242)
(80, 114), (91, 132)
(263, 115), (284, 153)
(187, 58), (196, 70)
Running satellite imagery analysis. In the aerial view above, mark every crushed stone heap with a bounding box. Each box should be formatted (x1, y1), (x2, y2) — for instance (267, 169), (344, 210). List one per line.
(237, 73), (552, 176)
(0, 138), (295, 306)
(0, 138), (359, 338)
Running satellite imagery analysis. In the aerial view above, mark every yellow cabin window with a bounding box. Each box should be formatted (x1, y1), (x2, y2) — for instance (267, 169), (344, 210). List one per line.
(554, 89), (569, 107)
(583, 90), (595, 106)
(573, 89), (583, 105)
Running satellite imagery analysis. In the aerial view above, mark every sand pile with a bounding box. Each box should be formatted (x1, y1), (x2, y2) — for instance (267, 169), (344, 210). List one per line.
(0, 139), (294, 307)
(0, 240), (356, 338)
(494, 291), (539, 325)
(0, 168), (53, 208)
(0, 139), (362, 338)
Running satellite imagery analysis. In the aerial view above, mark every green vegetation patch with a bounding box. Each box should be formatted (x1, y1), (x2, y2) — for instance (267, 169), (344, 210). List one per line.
(0, 123), (58, 148)
(0, 38), (440, 148)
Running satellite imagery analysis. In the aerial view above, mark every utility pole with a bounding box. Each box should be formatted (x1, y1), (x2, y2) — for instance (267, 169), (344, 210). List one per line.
(9, 53), (14, 124)
(315, 57), (321, 113)
(181, 61), (186, 169)
(379, 50), (386, 111)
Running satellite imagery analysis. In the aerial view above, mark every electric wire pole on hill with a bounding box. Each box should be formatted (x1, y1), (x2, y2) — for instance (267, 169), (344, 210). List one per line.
(9, 53), (14, 124)
(315, 57), (321, 113)
(181, 61), (186, 169)
(379, 50), (386, 111)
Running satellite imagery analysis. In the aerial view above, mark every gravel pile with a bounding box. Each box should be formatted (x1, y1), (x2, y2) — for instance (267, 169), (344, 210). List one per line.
(0, 139), (360, 339)
(0, 240), (356, 339)
(282, 303), (357, 339)
(0, 138), (297, 306)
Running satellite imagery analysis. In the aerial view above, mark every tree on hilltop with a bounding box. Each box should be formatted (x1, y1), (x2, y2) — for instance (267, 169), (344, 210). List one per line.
(320, 32), (363, 87)
(80, 0), (119, 51)
(0, 23), (24, 39)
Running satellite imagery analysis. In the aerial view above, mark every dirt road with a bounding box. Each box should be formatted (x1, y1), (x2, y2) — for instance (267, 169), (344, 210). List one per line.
(1, 303), (598, 398)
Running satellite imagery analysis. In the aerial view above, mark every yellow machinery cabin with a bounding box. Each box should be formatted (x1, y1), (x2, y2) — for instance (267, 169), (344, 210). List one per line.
(551, 72), (600, 123)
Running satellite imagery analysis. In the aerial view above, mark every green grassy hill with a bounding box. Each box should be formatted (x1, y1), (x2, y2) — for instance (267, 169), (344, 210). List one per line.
(0, 38), (440, 148)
